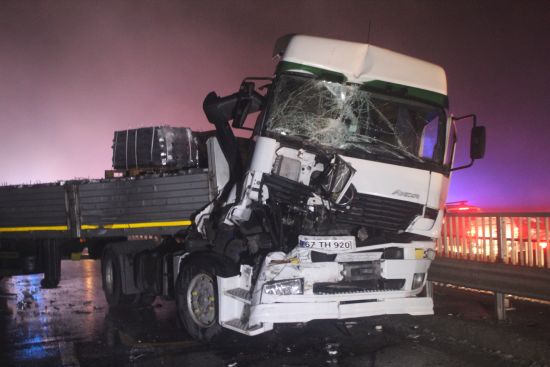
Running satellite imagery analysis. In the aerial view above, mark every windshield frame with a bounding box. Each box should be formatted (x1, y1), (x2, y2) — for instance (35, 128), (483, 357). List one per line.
(256, 72), (451, 175)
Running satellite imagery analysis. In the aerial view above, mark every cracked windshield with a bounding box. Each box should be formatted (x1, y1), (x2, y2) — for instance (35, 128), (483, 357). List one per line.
(265, 74), (447, 166)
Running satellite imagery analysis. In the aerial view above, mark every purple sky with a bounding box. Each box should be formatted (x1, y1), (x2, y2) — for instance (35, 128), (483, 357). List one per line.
(1, 0), (549, 210)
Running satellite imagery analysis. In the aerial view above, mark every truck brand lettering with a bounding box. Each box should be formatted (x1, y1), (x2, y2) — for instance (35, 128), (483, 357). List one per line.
(392, 190), (420, 200)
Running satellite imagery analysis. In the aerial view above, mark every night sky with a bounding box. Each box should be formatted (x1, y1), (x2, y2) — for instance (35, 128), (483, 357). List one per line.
(0, 0), (548, 210)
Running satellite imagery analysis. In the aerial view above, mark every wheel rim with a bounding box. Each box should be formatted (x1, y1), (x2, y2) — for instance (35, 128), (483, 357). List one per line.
(104, 258), (114, 295)
(187, 273), (216, 328)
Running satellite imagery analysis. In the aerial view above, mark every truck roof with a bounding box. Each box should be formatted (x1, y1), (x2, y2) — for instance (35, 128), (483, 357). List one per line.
(277, 34), (447, 97)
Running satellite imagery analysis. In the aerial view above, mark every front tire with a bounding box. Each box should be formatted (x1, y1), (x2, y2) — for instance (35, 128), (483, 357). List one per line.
(175, 258), (225, 342)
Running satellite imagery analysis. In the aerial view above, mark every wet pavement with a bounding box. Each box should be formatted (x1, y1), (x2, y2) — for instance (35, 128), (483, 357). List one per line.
(1, 260), (549, 366)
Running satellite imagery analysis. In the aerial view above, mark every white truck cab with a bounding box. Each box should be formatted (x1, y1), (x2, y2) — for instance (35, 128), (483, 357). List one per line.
(188, 35), (485, 338)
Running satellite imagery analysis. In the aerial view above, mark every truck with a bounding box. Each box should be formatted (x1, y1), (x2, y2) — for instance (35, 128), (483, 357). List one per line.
(0, 35), (485, 341)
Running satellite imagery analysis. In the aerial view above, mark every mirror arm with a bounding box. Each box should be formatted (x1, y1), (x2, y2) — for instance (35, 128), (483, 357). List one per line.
(450, 160), (474, 172)
(202, 91), (243, 198)
(232, 82), (265, 128)
(451, 114), (475, 171)
(450, 113), (485, 171)
(453, 114), (478, 126)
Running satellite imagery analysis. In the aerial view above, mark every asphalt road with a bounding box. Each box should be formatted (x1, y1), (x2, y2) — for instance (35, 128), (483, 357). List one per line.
(1, 260), (549, 367)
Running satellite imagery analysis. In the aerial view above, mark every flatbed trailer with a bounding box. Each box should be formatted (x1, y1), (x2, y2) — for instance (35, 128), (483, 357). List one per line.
(0, 168), (211, 286)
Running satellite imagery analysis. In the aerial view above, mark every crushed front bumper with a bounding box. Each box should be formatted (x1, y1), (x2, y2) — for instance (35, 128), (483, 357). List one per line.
(249, 295), (433, 324)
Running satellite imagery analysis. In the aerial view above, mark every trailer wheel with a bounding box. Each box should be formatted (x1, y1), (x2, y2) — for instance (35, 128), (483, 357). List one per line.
(40, 240), (61, 288)
(175, 258), (224, 342)
(101, 248), (135, 307)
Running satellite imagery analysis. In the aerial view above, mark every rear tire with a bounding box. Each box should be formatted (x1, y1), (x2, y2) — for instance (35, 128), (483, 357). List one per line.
(175, 257), (225, 342)
(101, 246), (156, 308)
(101, 247), (135, 307)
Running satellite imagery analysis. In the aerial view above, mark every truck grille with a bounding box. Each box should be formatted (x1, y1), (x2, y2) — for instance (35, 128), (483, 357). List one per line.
(335, 193), (423, 232)
(313, 279), (405, 294)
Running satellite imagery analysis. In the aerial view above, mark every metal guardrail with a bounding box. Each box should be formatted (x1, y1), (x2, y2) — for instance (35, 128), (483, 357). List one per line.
(436, 213), (549, 268)
(429, 257), (550, 301)
(430, 212), (550, 319)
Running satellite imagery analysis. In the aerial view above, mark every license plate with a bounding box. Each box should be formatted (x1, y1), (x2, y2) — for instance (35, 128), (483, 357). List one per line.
(298, 235), (356, 253)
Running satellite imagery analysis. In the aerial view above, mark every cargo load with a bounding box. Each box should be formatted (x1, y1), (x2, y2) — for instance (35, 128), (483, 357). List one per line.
(112, 126), (198, 169)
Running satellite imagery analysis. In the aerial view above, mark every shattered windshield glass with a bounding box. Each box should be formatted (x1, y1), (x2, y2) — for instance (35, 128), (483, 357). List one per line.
(264, 74), (447, 166)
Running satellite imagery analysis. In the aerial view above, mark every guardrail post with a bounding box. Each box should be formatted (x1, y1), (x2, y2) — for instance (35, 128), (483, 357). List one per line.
(495, 292), (507, 321)
(496, 216), (505, 263)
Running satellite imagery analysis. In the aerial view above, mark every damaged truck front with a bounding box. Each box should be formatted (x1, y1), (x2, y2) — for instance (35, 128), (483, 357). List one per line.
(0, 34), (485, 342)
(65, 34), (487, 342)
(180, 35), (486, 339)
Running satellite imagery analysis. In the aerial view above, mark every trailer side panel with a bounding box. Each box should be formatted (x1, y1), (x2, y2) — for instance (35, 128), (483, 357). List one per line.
(0, 185), (69, 238)
(78, 170), (210, 236)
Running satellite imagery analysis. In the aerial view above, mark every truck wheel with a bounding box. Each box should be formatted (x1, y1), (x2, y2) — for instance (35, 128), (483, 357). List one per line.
(101, 248), (135, 307)
(101, 247), (156, 308)
(175, 258), (224, 342)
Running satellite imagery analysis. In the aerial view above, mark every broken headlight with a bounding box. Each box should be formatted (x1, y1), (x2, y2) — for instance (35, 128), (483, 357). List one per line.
(263, 278), (304, 296)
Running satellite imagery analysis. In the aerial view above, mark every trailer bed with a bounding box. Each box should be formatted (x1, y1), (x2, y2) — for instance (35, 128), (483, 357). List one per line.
(0, 169), (211, 238)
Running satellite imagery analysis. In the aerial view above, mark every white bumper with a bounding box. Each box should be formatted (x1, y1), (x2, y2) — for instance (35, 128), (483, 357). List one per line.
(249, 296), (433, 324)
(218, 242), (435, 335)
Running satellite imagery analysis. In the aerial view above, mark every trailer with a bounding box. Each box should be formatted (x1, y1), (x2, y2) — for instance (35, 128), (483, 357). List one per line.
(0, 170), (209, 282)
(0, 34), (485, 341)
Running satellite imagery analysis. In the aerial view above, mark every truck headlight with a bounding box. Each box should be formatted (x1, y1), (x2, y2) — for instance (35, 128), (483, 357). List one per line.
(412, 273), (425, 289)
(263, 278), (304, 295)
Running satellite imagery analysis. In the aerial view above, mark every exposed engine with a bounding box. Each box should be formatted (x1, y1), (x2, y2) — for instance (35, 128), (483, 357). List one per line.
(195, 137), (435, 264)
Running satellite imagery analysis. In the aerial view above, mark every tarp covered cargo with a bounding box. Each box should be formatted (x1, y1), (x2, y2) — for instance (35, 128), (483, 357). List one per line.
(112, 126), (199, 170)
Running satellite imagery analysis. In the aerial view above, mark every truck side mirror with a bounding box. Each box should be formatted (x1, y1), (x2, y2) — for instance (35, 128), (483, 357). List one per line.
(451, 114), (486, 171)
(470, 126), (486, 160)
(203, 81), (265, 130)
(203, 92), (239, 125)
(232, 82), (265, 129)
